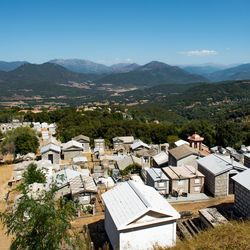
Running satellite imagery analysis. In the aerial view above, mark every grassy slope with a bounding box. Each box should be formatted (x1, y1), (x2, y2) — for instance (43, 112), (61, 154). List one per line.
(161, 220), (250, 250)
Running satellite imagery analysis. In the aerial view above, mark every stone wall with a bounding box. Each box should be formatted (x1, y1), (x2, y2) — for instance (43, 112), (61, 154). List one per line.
(234, 182), (250, 218)
(64, 150), (82, 160)
(42, 151), (60, 164)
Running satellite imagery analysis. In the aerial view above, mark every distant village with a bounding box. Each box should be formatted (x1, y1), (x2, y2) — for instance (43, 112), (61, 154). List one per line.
(0, 120), (250, 250)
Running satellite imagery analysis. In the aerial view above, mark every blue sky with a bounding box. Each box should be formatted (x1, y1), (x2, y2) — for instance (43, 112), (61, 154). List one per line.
(1, 0), (250, 65)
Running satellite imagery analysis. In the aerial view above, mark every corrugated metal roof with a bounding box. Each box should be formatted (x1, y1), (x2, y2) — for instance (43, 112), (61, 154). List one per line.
(70, 175), (97, 195)
(197, 154), (247, 176)
(147, 168), (169, 181)
(232, 168), (250, 191)
(152, 152), (168, 165)
(102, 181), (180, 230)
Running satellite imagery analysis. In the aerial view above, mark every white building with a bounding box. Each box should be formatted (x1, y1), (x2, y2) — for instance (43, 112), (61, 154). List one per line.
(102, 181), (180, 250)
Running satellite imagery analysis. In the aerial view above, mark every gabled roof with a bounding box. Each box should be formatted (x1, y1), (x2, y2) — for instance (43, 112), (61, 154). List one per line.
(72, 134), (90, 143)
(163, 165), (204, 179)
(70, 175), (97, 195)
(197, 154), (247, 176)
(40, 144), (61, 154)
(174, 139), (189, 147)
(153, 152), (169, 165)
(102, 181), (180, 231)
(131, 139), (151, 150)
(169, 144), (199, 160)
(232, 168), (250, 191)
(116, 155), (141, 170)
(113, 136), (134, 144)
(62, 140), (83, 150)
(147, 168), (169, 181)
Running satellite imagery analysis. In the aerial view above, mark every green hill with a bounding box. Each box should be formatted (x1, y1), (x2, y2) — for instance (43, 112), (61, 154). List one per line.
(95, 61), (208, 88)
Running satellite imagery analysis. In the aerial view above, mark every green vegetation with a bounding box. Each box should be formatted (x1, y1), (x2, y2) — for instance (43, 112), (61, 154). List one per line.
(0, 127), (39, 155)
(120, 163), (142, 176)
(0, 166), (84, 250)
(17, 163), (46, 192)
(161, 220), (250, 250)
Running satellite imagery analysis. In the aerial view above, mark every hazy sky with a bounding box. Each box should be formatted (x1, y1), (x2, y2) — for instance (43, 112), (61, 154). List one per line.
(1, 0), (250, 65)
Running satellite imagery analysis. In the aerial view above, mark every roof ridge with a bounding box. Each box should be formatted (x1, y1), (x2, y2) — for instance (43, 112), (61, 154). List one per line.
(127, 181), (151, 208)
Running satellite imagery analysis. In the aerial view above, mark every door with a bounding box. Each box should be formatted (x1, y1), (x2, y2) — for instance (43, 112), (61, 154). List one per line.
(48, 154), (53, 164)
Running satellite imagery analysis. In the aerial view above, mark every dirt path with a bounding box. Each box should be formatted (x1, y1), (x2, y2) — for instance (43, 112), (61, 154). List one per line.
(172, 195), (234, 215)
(0, 164), (14, 250)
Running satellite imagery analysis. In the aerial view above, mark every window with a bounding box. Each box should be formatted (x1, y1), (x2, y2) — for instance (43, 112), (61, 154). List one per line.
(194, 178), (200, 184)
(194, 186), (200, 192)
(158, 182), (165, 188)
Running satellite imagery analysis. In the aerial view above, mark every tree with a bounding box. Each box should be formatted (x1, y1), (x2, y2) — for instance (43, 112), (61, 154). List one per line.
(0, 127), (39, 156)
(1, 182), (84, 249)
(14, 133), (39, 155)
(17, 163), (46, 192)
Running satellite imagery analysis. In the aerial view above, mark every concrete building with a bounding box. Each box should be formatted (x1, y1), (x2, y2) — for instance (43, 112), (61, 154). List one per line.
(130, 139), (151, 152)
(163, 165), (204, 195)
(72, 135), (91, 152)
(146, 168), (169, 195)
(40, 144), (61, 164)
(197, 154), (247, 197)
(102, 181), (180, 250)
(94, 139), (105, 153)
(62, 140), (83, 160)
(244, 153), (250, 168)
(113, 136), (134, 151)
(152, 151), (169, 168)
(168, 144), (199, 167)
(232, 169), (250, 218)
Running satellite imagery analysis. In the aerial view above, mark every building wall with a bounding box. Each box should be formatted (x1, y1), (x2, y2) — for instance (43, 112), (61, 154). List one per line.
(82, 143), (90, 152)
(104, 207), (120, 249)
(120, 221), (177, 250)
(244, 154), (250, 168)
(170, 179), (189, 194)
(198, 164), (228, 197)
(234, 182), (250, 218)
(64, 150), (82, 160)
(146, 173), (169, 194)
(176, 155), (197, 167)
(189, 176), (205, 194)
(41, 151), (60, 164)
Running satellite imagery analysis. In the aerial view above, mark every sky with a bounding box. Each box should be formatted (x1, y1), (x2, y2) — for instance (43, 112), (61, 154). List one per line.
(1, 0), (250, 66)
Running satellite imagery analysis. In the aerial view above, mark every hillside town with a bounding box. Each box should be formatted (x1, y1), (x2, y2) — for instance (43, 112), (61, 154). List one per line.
(0, 120), (249, 249)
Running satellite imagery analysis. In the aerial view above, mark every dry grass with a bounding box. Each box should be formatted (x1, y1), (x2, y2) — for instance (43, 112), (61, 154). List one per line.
(159, 220), (250, 250)
(0, 164), (14, 250)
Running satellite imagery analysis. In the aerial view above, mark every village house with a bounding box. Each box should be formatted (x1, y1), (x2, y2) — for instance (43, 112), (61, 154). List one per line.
(40, 144), (61, 164)
(94, 139), (105, 154)
(197, 154), (247, 197)
(62, 140), (83, 160)
(72, 134), (91, 152)
(116, 155), (141, 172)
(162, 165), (205, 195)
(130, 139), (151, 152)
(152, 151), (169, 168)
(113, 136), (134, 151)
(102, 181), (180, 250)
(69, 175), (97, 205)
(146, 168), (169, 195)
(168, 144), (200, 167)
(232, 169), (250, 218)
